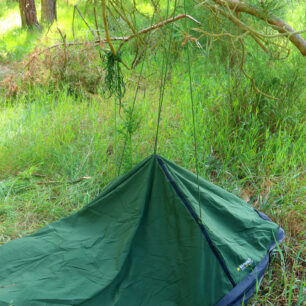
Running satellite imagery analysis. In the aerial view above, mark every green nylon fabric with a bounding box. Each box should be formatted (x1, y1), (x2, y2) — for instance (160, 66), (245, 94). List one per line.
(160, 158), (279, 285)
(0, 155), (279, 306)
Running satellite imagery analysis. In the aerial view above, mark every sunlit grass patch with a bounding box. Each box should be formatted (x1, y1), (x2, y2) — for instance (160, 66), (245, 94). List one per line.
(0, 9), (20, 35)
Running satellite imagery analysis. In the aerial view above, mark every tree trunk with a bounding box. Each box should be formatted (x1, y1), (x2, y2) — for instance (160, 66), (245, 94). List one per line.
(19, 0), (39, 28)
(41, 0), (57, 24)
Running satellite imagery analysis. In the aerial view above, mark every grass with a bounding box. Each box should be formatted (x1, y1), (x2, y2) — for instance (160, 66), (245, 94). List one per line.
(0, 0), (305, 304)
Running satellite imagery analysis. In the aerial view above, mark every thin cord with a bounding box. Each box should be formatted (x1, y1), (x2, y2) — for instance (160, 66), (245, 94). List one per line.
(153, 46), (167, 154)
(154, 0), (177, 155)
(184, 0), (202, 219)
(114, 77), (117, 172)
(114, 60), (122, 173)
(117, 12), (157, 175)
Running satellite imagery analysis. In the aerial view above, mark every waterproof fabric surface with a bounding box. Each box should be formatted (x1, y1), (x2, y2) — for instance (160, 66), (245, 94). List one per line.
(0, 155), (283, 306)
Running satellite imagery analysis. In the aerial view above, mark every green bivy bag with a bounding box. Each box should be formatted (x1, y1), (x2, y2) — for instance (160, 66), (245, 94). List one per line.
(0, 155), (284, 305)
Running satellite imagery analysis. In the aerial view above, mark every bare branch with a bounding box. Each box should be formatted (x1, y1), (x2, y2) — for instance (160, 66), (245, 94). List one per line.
(57, 27), (68, 65)
(102, 0), (117, 56)
(118, 14), (201, 51)
(93, 7), (101, 41)
(25, 13), (201, 68)
(75, 4), (96, 39)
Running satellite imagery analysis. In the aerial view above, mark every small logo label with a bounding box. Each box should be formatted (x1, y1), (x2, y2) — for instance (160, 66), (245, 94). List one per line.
(237, 258), (253, 271)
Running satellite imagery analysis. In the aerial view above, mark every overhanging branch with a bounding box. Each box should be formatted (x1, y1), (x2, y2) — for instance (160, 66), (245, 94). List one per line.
(212, 0), (306, 56)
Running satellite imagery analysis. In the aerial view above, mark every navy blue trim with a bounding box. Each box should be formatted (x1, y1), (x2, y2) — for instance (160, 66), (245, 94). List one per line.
(215, 216), (285, 305)
(156, 155), (236, 288)
(254, 209), (272, 222)
(254, 209), (285, 251)
(215, 252), (270, 306)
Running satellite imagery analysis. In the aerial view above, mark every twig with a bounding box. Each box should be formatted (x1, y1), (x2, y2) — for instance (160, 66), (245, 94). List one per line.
(31, 173), (46, 177)
(71, 176), (92, 184)
(109, 0), (145, 46)
(102, 0), (117, 56)
(75, 4), (96, 38)
(109, 0), (137, 36)
(36, 176), (92, 185)
(249, 32), (269, 54)
(72, 0), (81, 40)
(57, 27), (68, 65)
(36, 181), (61, 185)
(93, 7), (100, 41)
(72, 6), (76, 40)
(192, 27), (249, 39)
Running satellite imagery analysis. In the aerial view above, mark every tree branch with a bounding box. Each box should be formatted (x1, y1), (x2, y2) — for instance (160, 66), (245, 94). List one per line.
(101, 0), (117, 56)
(212, 0), (306, 56)
(25, 13), (201, 68)
(117, 13), (201, 51)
